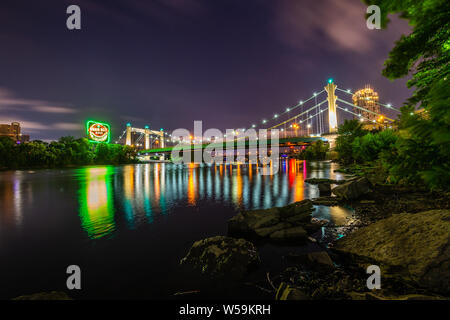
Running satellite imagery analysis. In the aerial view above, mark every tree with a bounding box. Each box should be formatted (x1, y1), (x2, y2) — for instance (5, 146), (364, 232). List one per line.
(364, 0), (450, 189)
(352, 129), (398, 163)
(335, 119), (368, 164)
(0, 136), (136, 169)
(364, 0), (449, 106)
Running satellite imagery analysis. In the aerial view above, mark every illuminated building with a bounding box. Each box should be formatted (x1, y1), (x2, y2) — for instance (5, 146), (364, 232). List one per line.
(352, 85), (380, 122)
(0, 122), (30, 143)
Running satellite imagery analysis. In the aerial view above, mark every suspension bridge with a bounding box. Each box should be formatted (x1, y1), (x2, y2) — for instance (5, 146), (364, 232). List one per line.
(123, 79), (399, 157)
(115, 123), (167, 149)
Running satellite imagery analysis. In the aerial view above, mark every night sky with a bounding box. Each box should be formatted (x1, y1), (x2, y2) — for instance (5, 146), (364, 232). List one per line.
(0, 0), (412, 141)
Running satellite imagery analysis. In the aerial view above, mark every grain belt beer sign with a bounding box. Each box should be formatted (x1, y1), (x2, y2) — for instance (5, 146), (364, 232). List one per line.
(86, 120), (111, 143)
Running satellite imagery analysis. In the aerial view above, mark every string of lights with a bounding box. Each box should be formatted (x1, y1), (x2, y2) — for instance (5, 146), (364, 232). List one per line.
(246, 90), (326, 130)
(269, 99), (328, 129)
(336, 98), (395, 122)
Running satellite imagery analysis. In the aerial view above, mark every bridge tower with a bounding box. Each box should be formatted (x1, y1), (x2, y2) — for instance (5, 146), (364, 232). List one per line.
(325, 79), (338, 133)
(144, 126), (150, 149)
(159, 128), (165, 148)
(126, 123), (132, 145)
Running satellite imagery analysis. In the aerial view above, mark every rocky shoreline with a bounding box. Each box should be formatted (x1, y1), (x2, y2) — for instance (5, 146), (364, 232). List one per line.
(179, 174), (450, 300)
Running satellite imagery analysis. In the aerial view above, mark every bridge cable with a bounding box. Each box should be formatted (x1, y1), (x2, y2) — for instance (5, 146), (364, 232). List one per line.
(336, 98), (395, 122)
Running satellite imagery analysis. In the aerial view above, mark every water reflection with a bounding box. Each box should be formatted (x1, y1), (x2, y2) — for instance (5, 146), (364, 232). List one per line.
(78, 167), (116, 239)
(0, 160), (352, 240)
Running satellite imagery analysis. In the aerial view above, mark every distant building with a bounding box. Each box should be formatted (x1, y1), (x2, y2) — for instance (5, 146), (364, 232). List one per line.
(352, 85), (381, 122)
(0, 122), (30, 143)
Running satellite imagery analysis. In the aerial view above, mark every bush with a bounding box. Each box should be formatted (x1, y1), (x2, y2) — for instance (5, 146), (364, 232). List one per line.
(335, 119), (368, 164)
(352, 129), (398, 163)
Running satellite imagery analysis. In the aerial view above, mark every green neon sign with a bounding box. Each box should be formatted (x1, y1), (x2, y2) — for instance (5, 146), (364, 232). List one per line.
(86, 120), (111, 143)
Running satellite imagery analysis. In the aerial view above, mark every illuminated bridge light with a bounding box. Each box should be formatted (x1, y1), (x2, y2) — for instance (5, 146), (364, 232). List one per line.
(286, 108), (290, 112)
(299, 101), (303, 105)
(313, 92), (317, 96)
(274, 114), (278, 118)
(387, 103), (392, 107)
(252, 124), (256, 128)
(328, 78), (333, 84)
(262, 119), (266, 124)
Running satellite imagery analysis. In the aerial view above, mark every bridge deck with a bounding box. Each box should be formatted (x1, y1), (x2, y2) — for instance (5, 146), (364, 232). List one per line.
(138, 136), (326, 154)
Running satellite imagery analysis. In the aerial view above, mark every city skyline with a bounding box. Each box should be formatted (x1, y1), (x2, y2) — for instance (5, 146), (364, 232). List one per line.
(1, 0), (412, 141)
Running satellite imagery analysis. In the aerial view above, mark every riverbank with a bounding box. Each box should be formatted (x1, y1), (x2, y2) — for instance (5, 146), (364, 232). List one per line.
(178, 166), (450, 300)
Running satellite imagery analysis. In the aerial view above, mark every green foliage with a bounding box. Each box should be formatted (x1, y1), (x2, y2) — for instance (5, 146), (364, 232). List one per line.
(382, 80), (450, 189)
(352, 129), (398, 163)
(0, 136), (137, 169)
(364, 0), (450, 106)
(335, 119), (368, 164)
(363, 0), (450, 190)
(294, 140), (330, 160)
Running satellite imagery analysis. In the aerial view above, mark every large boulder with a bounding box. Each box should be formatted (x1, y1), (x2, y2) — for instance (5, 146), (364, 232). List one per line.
(180, 236), (260, 280)
(228, 200), (314, 243)
(335, 209), (450, 294)
(332, 177), (370, 200)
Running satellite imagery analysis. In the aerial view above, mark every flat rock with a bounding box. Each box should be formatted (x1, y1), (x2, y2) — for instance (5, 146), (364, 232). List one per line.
(270, 226), (308, 243)
(12, 291), (72, 300)
(228, 200), (314, 243)
(305, 178), (346, 185)
(335, 209), (450, 295)
(312, 196), (341, 206)
(332, 177), (370, 200)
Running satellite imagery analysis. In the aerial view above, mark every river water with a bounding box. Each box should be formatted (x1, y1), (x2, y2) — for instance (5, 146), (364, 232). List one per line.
(0, 160), (353, 299)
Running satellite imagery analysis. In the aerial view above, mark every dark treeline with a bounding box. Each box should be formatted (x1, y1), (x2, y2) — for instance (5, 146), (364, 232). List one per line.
(0, 136), (137, 169)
